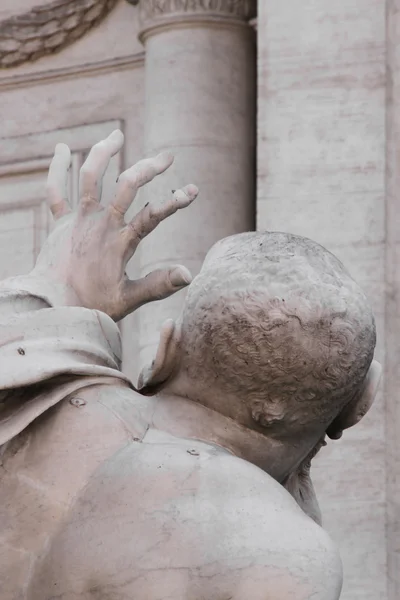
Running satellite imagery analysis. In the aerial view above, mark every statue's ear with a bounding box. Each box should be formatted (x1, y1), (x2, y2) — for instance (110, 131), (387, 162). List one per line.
(137, 319), (182, 395)
(326, 360), (382, 440)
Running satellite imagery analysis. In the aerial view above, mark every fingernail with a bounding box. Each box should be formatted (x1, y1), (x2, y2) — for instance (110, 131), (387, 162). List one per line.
(110, 129), (123, 140)
(157, 151), (174, 166)
(170, 267), (192, 287)
(54, 143), (70, 158)
(184, 184), (199, 199)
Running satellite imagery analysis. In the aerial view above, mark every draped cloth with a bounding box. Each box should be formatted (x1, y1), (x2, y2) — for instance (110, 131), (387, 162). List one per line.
(0, 275), (132, 446)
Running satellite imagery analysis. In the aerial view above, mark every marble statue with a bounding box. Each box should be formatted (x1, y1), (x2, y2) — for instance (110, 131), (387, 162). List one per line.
(0, 131), (381, 600)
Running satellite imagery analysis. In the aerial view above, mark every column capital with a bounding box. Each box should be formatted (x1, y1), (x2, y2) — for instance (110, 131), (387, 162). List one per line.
(130, 0), (257, 42)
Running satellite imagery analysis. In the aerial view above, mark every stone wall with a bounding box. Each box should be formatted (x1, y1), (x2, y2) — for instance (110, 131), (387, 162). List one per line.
(386, 1), (400, 597)
(257, 1), (387, 598)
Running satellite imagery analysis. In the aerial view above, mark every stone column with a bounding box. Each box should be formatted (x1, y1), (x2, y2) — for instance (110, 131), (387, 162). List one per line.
(136, 0), (256, 368)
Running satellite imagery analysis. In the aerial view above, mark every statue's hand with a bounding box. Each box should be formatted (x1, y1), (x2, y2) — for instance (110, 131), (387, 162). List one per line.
(32, 130), (198, 321)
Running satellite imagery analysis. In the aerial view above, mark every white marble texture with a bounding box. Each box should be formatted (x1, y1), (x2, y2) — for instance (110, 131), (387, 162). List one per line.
(256, 1), (386, 598)
(385, 1), (400, 598)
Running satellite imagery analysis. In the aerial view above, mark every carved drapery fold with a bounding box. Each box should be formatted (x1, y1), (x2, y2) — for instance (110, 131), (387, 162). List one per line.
(0, 0), (119, 69)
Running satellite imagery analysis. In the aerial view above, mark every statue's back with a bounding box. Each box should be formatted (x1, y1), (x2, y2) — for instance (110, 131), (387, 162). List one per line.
(29, 434), (343, 600)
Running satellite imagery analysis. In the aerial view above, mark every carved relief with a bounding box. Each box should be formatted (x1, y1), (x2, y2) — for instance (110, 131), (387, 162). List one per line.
(138, 0), (257, 22)
(0, 0), (119, 69)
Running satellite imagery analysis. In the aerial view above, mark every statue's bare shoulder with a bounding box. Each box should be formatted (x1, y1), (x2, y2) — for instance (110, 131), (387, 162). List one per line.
(30, 438), (342, 600)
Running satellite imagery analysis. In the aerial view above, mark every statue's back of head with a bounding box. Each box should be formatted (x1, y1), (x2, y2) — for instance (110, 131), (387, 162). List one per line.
(179, 231), (376, 436)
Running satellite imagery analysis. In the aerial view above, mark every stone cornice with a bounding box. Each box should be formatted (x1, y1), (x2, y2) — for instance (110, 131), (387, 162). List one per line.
(134, 0), (257, 42)
(0, 53), (144, 91)
(0, 0), (119, 69)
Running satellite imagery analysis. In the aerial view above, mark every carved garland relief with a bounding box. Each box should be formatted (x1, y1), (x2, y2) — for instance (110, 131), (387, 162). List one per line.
(0, 0), (118, 68)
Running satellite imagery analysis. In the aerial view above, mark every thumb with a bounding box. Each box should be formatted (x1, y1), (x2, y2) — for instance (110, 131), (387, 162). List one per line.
(119, 265), (192, 318)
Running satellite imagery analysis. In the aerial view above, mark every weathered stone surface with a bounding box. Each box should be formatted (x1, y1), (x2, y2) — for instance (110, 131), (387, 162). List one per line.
(256, 1), (386, 599)
(0, 0), (119, 67)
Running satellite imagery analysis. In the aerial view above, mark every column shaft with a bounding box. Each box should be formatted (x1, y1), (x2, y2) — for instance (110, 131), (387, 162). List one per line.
(137, 1), (256, 366)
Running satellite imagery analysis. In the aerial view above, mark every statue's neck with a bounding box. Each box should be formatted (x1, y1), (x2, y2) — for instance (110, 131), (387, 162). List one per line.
(149, 392), (325, 523)
(150, 393), (296, 482)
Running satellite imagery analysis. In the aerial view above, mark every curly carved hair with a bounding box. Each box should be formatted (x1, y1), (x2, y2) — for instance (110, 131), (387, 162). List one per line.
(180, 232), (376, 431)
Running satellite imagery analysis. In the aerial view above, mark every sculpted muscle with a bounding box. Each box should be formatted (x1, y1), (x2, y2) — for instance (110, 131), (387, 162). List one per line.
(30, 439), (342, 600)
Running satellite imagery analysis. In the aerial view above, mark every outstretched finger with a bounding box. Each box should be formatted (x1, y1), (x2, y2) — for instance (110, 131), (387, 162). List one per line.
(119, 265), (192, 319)
(79, 129), (124, 213)
(122, 184), (199, 256)
(109, 152), (174, 218)
(46, 143), (72, 220)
